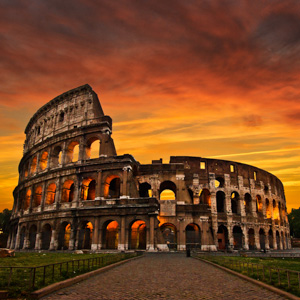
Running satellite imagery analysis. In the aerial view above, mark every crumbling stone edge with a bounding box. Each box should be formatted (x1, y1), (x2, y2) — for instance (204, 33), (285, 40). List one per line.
(193, 256), (299, 300)
(30, 254), (144, 299)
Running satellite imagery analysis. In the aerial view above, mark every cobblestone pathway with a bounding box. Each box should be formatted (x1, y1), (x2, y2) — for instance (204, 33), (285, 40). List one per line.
(42, 253), (288, 300)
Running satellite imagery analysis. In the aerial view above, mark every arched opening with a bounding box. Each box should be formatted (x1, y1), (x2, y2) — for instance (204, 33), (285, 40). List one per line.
(66, 141), (79, 163)
(273, 200), (279, 220)
(259, 228), (265, 250)
(139, 182), (152, 197)
(29, 225), (37, 249)
(244, 193), (252, 214)
(24, 189), (31, 210)
(39, 151), (48, 171)
(58, 223), (71, 250)
(217, 225), (228, 250)
(129, 220), (146, 250)
(233, 226), (243, 250)
(30, 156), (37, 174)
(269, 229), (273, 249)
(231, 192), (240, 214)
(45, 183), (56, 205)
(24, 162), (29, 178)
(78, 222), (93, 249)
(41, 224), (52, 250)
(51, 145), (62, 167)
(160, 223), (177, 250)
(200, 189), (211, 206)
(265, 199), (271, 218)
(185, 224), (201, 249)
(216, 191), (225, 213)
(256, 195), (263, 213)
(104, 175), (121, 198)
(159, 181), (176, 201)
(248, 228), (255, 250)
(59, 111), (64, 122)
(102, 220), (119, 249)
(33, 186), (42, 208)
(19, 227), (26, 249)
(81, 178), (96, 200)
(276, 230), (280, 249)
(61, 180), (75, 202)
(215, 177), (224, 188)
(86, 137), (100, 159)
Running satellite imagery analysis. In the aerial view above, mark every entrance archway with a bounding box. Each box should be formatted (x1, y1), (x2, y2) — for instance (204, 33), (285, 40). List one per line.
(248, 228), (255, 250)
(217, 225), (228, 250)
(185, 224), (201, 249)
(160, 223), (177, 250)
(259, 228), (265, 250)
(19, 227), (26, 249)
(29, 225), (37, 249)
(269, 229), (273, 249)
(78, 222), (93, 249)
(233, 226), (243, 250)
(129, 220), (146, 250)
(58, 222), (71, 250)
(103, 220), (119, 249)
(41, 224), (52, 250)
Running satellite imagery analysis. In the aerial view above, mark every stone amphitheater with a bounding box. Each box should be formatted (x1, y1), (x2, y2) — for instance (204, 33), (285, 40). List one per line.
(8, 84), (291, 251)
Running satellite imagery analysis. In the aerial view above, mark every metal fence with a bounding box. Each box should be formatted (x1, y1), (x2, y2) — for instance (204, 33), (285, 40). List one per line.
(0, 253), (138, 295)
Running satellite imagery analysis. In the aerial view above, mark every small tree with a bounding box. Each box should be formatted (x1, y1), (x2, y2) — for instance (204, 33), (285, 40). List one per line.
(288, 208), (300, 238)
(0, 209), (12, 234)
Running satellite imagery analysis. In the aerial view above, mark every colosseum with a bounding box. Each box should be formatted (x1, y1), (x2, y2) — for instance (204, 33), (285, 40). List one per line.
(8, 84), (291, 252)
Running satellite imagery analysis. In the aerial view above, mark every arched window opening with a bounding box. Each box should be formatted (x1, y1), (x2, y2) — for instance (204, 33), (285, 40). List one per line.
(200, 189), (211, 206)
(104, 176), (121, 198)
(139, 182), (152, 197)
(39, 151), (48, 171)
(259, 228), (265, 250)
(265, 199), (271, 218)
(256, 195), (263, 213)
(130, 220), (146, 250)
(81, 178), (96, 200)
(41, 224), (52, 250)
(30, 156), (37, 174)
(46, 183), (56, 205)
(160, 223), (177, 250)
(269, 229), (273, 249)
(217, 225), (228, 250)
(58, 223), (71, 250)
(19, 227), (26, 250)
(233, 226), (243, 250)
(59, 111), (64, 122)
(244, 193), (252, 214)
(276, 231), (280, 249)
(61, 180), (75, 202)
(273, 200), (279, 220)
(159, 181), (176, 201)
(78, 222), (93, 249)
(185, 224), (201, 249)
(29, 225), (37, 249)
(231, 192), (240, 214)
(248, 228), (255, 250)
(24, 189), (31, 210)
(216, 191), (225, 213)
(86, 138), (100, 159)
(24, 162), (29, 178)
(103, 220), (119, 249)
(188, 188), (193, 202)
(66, 141), (79, 163)
(215, 177), (224, 188)
(33, 186), (42, 208)
(51, 146), (62, 167)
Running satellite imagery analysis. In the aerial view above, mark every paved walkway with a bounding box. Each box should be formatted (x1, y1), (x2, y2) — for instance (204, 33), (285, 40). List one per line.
(42, 253), (288, 300)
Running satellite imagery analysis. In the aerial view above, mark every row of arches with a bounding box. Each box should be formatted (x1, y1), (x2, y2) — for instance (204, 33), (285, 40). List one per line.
(217, 225), (288, 250)
(18, 219), (148, 251)
(23, 136), (102, 179)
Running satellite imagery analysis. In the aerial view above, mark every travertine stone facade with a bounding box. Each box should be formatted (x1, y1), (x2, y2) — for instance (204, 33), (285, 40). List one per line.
(8, 85), (291, 251)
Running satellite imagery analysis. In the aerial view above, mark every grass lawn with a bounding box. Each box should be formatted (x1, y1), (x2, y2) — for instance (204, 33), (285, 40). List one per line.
(0, 252), (138, 298)
(199, 255), (300, 297)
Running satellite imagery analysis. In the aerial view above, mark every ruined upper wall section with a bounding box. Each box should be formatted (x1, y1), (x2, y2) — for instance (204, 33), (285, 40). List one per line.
(24, 84), (110, 153)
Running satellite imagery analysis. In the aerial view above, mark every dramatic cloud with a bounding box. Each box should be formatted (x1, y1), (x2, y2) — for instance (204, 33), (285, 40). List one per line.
(0, 0), (299, 211)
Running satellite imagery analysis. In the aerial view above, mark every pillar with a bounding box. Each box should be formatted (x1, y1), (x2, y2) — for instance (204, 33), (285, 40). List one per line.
(95, 170), (102, 200)
(148, 216), (155, 251)
(119, 216), (126, 250)
(49, 229), (56, 250)
(91, 218), (99, 250)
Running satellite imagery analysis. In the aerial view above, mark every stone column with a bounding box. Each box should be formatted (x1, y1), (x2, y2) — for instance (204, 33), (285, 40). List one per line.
(227, 225), (234, 250)
(78, 137), (85, 162)
(95, 171), (102, 200)
(122, 167), (128, 197)
(242, 225), (249, 250)
(265, 230), (270, 250)
(254, 228), (260, 250)
(29, 186), (34, 213)
(211, 214), (219, 248)
(210, 192), (217, 214)
(273, 228), (277, 250)
(35, 232), (41, 250)
(178, 218), (186, 251)
(49, 229), (56, 250)
(14, 224), (21, 250)
(251, 194), (257, 218)
(41, 181), (47, 211)
(148, 215), (155, 251)
(119, 216), (126, 250)
(225, 191), (232, 215)
(91, 218), (99, 250)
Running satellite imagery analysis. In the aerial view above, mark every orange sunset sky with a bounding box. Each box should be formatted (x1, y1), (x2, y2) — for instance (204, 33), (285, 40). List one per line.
(0, 0), (299, 212)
